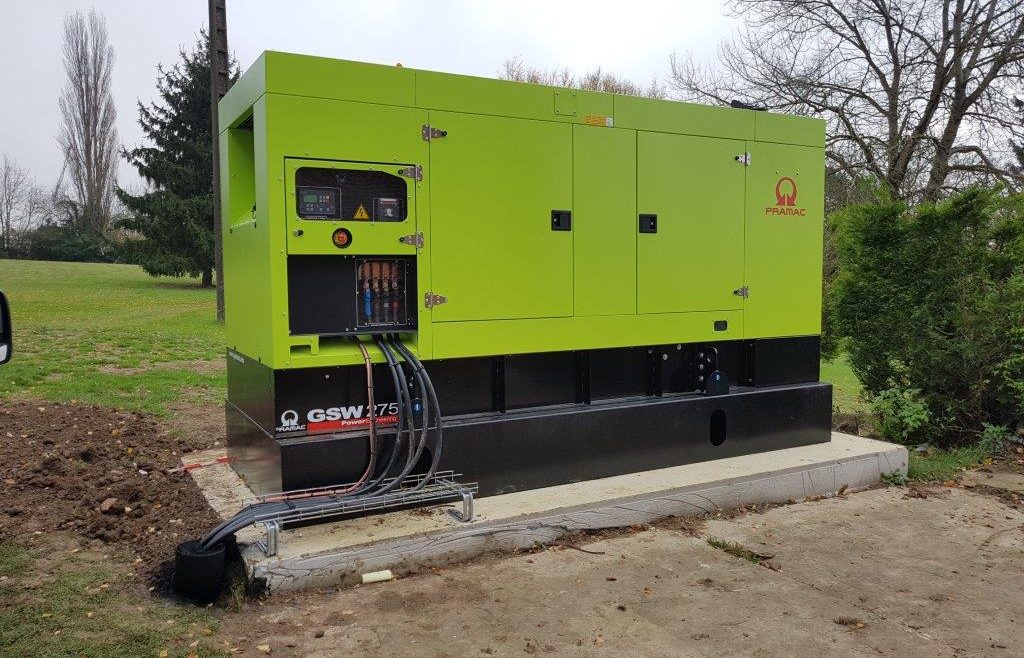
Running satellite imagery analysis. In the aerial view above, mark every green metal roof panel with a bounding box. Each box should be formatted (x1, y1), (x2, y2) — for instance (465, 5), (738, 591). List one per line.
(754, 111), (825, 147)
(613, 95), (755, 141)
(264, 51), (416, 107)
(415, 70), (614, 123)
(221, 52), (823, 144)
(218, 52), (266, 130)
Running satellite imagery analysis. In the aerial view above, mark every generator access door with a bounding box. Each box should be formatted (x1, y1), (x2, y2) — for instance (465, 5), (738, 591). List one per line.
(426, 111), (573, 322)
(636, 132), (746, 314)
(743, 141), (824, 338)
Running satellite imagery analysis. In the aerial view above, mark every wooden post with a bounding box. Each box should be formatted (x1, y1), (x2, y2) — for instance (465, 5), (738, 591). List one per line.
(209, 0), (229, 321)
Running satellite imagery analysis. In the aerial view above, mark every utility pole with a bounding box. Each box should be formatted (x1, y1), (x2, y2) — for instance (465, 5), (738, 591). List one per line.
(209, 0), (230, 322)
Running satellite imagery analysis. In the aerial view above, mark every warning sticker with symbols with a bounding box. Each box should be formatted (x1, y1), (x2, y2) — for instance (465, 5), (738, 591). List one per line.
(583, 115), (614, 127)
(353, 204), (370, 220)
(374, 197), (401, 222)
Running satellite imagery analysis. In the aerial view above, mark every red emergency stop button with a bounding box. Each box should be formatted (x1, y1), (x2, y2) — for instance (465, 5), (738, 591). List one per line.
(331, 228), (352, 248)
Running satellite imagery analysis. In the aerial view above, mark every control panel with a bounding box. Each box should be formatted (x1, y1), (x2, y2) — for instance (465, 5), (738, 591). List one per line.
(295, 166), (407, 222)
(296, 187), (341, 219)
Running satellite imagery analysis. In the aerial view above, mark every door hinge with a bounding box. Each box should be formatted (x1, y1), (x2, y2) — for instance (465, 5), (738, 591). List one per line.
(424, 291), (448, 308)
(422, 124), (448, 141)
(733, 285), (750, 299)
(399, 232), (424, 248)
(735, 152), (751, 166)
(397, 164), (422, 181)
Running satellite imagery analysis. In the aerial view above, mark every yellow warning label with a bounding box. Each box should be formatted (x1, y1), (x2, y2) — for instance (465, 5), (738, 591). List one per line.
(353, 204), (369, 220)
(584, 114), (614, 127)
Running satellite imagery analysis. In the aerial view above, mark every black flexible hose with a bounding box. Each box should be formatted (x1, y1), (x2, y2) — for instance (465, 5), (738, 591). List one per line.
(385, 337), (431, 490)
(390, 337), (444, 490)
(367, 338), (422, 497)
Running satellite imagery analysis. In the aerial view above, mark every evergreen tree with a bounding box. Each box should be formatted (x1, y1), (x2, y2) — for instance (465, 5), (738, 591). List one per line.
(118, 32), (236, 286)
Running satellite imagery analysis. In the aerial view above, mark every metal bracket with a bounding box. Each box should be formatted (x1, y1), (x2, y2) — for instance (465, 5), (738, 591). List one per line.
(446, 489), (475, 523)
(397, 164), (423, 181)
(733, 285), (750, 299)
(424, 291), (448, 308)
(422, 124), (448, 141)
(735, 152), (751, 166)
(399, 232), (424, 248)
(258, 520), (280, 557)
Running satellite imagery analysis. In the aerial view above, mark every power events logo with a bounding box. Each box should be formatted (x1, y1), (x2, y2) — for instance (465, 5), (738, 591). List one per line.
(765, 176), (806, 216)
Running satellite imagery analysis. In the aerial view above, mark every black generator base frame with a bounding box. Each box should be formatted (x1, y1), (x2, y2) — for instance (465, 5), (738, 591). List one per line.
(227, 381), (833, 498)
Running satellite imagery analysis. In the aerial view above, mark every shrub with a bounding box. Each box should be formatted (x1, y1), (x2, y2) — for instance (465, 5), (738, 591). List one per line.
(830, 188), (1024, 447)
(25, 224), (112, 263)
(870, 387), (930, 443)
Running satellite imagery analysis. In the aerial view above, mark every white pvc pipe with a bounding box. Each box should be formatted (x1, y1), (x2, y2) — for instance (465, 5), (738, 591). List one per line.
(361, 569), (394, 584)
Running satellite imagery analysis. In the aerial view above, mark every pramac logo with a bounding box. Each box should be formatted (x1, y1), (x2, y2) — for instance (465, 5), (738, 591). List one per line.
(765, 176), (806, 216)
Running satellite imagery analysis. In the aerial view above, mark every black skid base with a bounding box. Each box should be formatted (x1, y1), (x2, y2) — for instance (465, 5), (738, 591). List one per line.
(225, 336), (832, 498)
(228, 381), (831, 497)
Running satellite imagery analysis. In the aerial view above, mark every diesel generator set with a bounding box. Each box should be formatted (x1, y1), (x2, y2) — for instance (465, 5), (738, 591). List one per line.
(175, 51), (831, 597)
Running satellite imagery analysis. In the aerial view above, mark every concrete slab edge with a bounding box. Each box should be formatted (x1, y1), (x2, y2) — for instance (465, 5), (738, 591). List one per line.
(246, 442), (908, 593)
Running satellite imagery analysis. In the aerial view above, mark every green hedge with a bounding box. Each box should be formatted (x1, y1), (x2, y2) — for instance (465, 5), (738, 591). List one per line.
(829, 188), (1024, 446)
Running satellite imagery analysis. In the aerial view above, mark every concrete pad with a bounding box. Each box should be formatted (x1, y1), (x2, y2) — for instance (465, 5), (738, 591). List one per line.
(972, 469), (1024, 494)
(187, 432), (906, 593)
(702, 485), (1024, 655)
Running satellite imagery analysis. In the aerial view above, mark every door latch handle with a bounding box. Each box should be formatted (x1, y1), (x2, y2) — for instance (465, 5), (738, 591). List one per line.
(551, 210), (572, 231)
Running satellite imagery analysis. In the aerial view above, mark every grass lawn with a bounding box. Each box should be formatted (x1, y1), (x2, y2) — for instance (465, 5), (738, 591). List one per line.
(0, 259), (224, 415)
(0, 541), (225, 657)
(820, 353), (867, 414)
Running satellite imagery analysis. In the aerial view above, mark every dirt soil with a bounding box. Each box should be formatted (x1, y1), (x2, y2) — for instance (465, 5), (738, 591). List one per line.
(0, 399), (220, 587)
(210, 483), (1024, 657)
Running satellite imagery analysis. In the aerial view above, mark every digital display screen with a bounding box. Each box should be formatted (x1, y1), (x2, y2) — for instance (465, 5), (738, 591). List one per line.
(296, 186), (340, 219)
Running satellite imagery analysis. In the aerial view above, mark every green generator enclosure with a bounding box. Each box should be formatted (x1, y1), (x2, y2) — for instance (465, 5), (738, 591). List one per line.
(220, 51), (832, 497)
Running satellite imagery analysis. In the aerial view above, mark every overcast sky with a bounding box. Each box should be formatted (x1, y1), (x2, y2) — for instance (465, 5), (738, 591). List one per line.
(0, 0), (735, 188)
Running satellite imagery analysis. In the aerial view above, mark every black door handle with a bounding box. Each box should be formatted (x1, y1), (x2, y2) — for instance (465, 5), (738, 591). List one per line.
(639, 214), (657, 233)
(551, 210), (572, 231)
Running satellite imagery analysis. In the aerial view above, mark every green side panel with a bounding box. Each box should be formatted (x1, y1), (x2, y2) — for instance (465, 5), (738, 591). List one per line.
(428, 111), (573, 322)
(263, 51), (416, 107)
(754, 112), (826, 148)
(573, 125), (636, 316)
(614, 96), (755, 141)
(283, 158), (417, 256)
(432, 311), (743, 359)
(223, 98), (273, 362)
(636, 132), (746, 314)
(744, 141), (824, 337)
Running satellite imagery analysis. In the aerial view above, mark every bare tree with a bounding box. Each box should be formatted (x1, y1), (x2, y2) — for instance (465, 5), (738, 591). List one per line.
(499, 58), (666, 98)
(0, 154), (32, 255)
(58, 9), (118, 233)
(671, 0), (1024, 201)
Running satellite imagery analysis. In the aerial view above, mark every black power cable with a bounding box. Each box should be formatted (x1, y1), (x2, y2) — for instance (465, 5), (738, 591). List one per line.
(366, 338), (422, 496)
(198, 338), (446, 550)
(199, 339), (411, 549)
(389, 337), (444, 491)
(345, 338), (407, 495)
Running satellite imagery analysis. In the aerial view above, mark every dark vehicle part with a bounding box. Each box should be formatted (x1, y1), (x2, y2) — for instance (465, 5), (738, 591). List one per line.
(0, 291), (11, 365)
